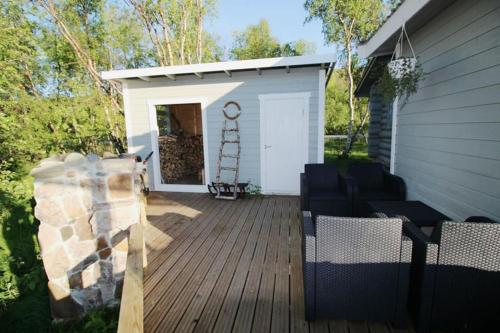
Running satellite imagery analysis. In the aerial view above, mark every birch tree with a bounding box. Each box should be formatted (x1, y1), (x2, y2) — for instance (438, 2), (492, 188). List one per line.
(125, 0), (218, 66)
(36, 0), (126, 151)
(305, 0), (384, 157)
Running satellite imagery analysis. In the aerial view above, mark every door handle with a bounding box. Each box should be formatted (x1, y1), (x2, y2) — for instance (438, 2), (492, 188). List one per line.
(264, 145), (272, 149)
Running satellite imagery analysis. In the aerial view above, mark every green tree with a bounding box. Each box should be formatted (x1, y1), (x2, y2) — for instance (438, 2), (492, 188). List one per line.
(125, 0), (221, 65)
(0, 0), (42, 99)
(0, 1), (225, 329)
(305, 0), (385, 156)
(325, 69), (368, 137)
(230, 19), (315, 60)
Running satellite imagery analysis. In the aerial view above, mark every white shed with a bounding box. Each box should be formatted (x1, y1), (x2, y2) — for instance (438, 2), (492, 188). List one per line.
(101, 54), (335, 195)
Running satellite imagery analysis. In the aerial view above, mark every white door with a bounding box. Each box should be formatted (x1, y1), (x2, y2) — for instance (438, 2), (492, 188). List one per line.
(260, 92), (310, 195)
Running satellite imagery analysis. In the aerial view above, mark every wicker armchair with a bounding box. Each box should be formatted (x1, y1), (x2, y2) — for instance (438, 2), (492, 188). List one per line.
(346, 162), (406, 216)
(404, 220), (500, 333)
(302, 213), (412, 326)
(300, 164), (353, 217)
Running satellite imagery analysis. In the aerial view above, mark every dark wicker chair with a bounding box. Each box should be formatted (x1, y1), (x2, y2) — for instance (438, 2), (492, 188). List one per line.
(300, 164), (353, 217)
(346, 162), (406, 216)
(302, 213), (412, 326)
(404, 220), (500, 333)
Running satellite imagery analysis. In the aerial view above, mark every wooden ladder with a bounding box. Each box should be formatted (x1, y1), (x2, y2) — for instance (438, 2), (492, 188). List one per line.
(215, 102), (241, 200)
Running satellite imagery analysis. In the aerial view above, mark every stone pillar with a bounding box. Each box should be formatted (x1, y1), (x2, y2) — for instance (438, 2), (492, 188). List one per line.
(31, 153), (141, 320)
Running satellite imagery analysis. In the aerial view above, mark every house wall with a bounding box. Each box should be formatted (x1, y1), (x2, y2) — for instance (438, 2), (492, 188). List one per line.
(394, 0), (500, 220)
(123, 67), (322, 190)
(367, 85), (392, 168)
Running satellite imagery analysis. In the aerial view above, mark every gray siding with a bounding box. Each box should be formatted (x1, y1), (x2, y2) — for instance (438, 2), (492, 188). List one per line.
(124, 67), (321, 189)
(367, 86), (392, 167)
(394, 0), (500, 221)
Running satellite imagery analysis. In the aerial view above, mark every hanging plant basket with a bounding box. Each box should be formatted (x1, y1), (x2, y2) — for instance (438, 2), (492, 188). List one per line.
(387, 57), (417, 79)
(377, 24), (424, 101)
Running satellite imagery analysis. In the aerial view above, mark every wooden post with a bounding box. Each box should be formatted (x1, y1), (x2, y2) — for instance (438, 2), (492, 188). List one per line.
(117, 223), (144, 333)
(140, 194), (148, 269)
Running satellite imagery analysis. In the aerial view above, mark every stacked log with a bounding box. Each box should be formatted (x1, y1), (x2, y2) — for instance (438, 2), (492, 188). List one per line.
(158, 134), (204, 183)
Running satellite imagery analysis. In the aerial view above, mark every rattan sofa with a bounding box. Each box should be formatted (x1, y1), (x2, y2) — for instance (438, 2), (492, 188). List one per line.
(346, 162), (406, 216)
(302, 213), (412, 325)
(404, 220), (500, 333)
(300, 164), (354, 217)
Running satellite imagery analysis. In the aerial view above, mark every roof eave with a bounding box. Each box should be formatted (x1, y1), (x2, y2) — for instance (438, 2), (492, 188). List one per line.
(359, 0), (441, 59)
(101, 54), (335, 81)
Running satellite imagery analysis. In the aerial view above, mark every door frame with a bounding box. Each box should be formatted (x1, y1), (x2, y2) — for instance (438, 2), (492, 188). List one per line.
(259, 92), (310, 195)
(147, 97), (210, 192)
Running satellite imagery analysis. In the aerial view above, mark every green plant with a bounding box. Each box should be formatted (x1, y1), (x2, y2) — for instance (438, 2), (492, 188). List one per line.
(51, 305), (119, 333)
(246, 184), (262, 197)
(378, 58), (425, 102)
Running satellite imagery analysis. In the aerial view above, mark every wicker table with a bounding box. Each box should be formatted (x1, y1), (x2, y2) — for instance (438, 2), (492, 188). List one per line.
(367, 200), (449, 227)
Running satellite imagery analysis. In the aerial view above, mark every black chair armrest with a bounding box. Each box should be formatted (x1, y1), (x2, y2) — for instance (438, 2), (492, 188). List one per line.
(395, 235), (413, 327)
(301, 211), (316, 320)
(403, 221), (438, 333)
(300, 173), (309, 210)
(341, 175), (358, 200)
(383, 172), (406, 200)
(338, 173), (347, 192)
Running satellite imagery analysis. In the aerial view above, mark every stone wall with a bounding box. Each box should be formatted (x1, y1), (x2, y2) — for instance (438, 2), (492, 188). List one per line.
(31, 153), (142, 320)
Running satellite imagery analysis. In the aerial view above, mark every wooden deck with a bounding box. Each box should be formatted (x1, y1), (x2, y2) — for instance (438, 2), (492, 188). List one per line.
(144, 192), (411, 333)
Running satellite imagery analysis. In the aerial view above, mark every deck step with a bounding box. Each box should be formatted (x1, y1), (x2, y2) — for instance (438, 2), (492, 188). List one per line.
(223, 128), (239, 132)
(222, 140), (240, 144)
(221, 154), (239, 158)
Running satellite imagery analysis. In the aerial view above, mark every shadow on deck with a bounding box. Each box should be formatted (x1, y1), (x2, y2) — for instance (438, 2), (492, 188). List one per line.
(144, 192), (411, 333)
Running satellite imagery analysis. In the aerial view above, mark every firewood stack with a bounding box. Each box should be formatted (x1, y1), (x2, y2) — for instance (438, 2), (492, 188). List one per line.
(158, 134), (204, 183)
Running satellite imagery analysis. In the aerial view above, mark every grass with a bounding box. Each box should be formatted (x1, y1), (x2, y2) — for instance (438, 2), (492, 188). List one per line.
(51, 306), (119, 333)
(324, 138), (371, 173)
(0, 174), (118, 333)
(0, 175), (51, 333)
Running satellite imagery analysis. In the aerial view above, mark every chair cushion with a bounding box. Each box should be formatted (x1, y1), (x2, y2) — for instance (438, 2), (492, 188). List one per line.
(309, 189), (347, 201)
(464, 216), (497, 223)
(358, 190), (400, 201)
(348, 163), (385, 190)
(305, 164), (338, 190)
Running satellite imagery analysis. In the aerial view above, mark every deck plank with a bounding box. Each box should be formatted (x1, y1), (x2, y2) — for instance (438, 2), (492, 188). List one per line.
(290, 197), (309, 333)
(145, 193), (209, 262)
(309, 320), (330, 333)
(213, 197), (279, 332)
(144, 200), (234, 331)
(270, 197), (292, 333)
(144, 197), (224, 290)
(191, 197), (272, 333)
(143, 194), (413, 333)
(153, 198), (260, 332)
(144, 194), (216, 280)
(369, 322), (391, 333)
(329, 320), (349, 333)
(250, 198), (285, 332)
(174, 197), (266, 333)
(349, 321), (369, 333)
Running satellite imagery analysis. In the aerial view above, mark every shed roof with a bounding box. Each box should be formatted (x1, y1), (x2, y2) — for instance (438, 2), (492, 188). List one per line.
(101, 54), (335, 82)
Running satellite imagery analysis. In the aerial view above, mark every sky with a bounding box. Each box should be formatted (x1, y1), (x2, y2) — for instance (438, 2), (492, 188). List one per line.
(209, 0), (337, 58)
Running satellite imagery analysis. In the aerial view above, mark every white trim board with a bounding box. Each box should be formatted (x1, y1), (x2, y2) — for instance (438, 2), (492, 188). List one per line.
(259, 92), (310, 195)
(390, 96), (399, 174)
(102, 54), (335, 81)
(147, 97), (210, 193)
(317, 69), (326, 163)
(122, 82), (134, 152)
(358, 0), (433, 58)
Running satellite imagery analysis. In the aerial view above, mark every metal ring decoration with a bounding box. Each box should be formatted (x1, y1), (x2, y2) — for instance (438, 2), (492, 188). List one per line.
(222, 101), (241, 120)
